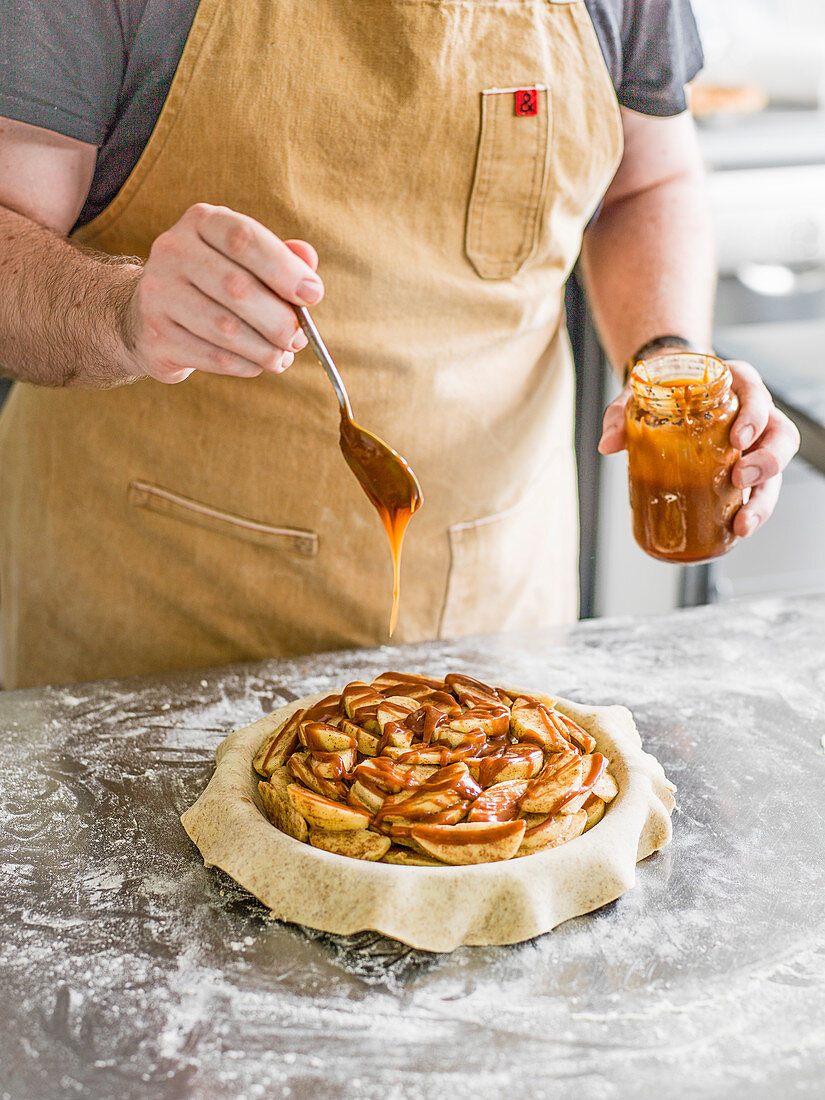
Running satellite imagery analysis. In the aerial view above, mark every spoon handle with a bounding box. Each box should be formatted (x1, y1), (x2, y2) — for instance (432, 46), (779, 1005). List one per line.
(295, 305), (352, 418)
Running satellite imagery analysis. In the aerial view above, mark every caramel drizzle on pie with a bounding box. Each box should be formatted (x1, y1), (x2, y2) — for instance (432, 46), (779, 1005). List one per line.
(256, 671), (615, 859)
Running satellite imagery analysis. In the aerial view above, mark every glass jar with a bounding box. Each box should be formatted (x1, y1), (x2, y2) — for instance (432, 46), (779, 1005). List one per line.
(625, 352), (744, 564)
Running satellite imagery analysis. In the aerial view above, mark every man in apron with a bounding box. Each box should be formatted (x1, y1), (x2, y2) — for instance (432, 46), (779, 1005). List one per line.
(0, 2), (800, 688)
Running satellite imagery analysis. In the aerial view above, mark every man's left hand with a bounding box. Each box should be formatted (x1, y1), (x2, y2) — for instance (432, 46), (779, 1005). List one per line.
(598, 359), (801, 538)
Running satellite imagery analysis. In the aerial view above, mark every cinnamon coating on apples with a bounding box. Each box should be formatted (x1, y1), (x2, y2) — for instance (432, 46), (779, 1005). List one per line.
(252, 673), (618, 866)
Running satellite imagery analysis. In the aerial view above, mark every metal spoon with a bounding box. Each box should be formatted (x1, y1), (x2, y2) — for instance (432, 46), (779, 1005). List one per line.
(295, 306), (423, 635)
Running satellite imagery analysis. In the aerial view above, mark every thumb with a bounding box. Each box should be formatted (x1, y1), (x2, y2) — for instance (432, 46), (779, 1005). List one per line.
(598, 385), (631, 455)
(284, 239), (320, 272)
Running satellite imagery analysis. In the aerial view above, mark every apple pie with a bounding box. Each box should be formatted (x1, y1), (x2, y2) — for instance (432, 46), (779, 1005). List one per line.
(251, 672), (619, 866)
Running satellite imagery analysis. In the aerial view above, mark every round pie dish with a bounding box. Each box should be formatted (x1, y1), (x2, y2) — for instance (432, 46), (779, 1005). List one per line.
(181, 679), (675, 952)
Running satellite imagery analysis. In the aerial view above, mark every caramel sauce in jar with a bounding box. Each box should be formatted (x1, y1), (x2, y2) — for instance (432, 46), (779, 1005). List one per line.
(625, 353), (744, 564)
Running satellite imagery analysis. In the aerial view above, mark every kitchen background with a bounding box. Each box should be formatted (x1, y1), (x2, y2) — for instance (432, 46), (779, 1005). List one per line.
(0, 0), (823, 675)
(576, 0), (825, 618)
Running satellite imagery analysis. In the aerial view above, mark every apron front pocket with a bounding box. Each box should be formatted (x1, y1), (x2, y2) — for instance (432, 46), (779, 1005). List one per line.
(438, 448), (578, 638)
(465, 85), (552, 280)
(129, 480), (318, 556)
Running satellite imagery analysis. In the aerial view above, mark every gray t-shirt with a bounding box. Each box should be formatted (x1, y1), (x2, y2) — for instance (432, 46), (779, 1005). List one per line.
(0, 1), (703, 230)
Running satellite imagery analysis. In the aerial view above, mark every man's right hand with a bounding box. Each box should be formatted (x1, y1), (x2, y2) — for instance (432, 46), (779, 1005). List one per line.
(0, 119), (324, 388)
(125, 203), (323, 383)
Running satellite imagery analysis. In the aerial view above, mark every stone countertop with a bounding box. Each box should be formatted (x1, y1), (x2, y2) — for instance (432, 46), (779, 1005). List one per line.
(2, 595), (825, 1100)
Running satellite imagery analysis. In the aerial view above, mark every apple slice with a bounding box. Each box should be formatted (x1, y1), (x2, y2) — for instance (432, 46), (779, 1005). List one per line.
(357, 730), (381, 757)
(556, 790), (590, 814)
(257, 772), (309, 843)
(382, 846), (446, 867)
(341, 718), (381, 757)
(251, 708), (304, 777)
(377, 696), (420, 729)
(380, 831), (416, 848)
(409, 819), (526, 865)
(583, 794), (606, 831)
(298, 721), (355, 753)
(387, 746), (446, 765)
(518, 809), (587, 853)
(300, 693), (344, 724)
(341, 681), (383, 732)
(467, 779), (529, 822)
(404, 764), (439, 783)
(556, 713), (596, 754)
(448, 704), (510, 738)
(554, 753), (610, 813)
(478, 745), (545, 786)
(371, 671), (447, 694)
(519, 756), (583, 814)
(424, 801), (470, 826)
(377, 722), (414, 750)
(349, 779), (385, 814)
(431, 724), (473, 749)
(592, 770), (618, 803)
(412, 690), (464, 717)
(287, 784), (371, 831)
(509, 700), (570, 754)
(444, 673), (507, 709)
(308, 827), (391, 861)
(287, 751), (343, 801)
(377, 786), (463, 823)
(268, 764), (292, 789)
(380, 798), (471, 841)
(352, 757), (406, 793)
(308, 746), (356, 781)
(353, 758), (440, 797)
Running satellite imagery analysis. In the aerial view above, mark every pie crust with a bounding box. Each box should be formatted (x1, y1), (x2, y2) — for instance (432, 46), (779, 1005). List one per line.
(181, 686), (675, 951)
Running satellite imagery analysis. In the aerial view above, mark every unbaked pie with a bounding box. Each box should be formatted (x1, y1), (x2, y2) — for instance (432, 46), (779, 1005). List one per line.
(252, 671), (618, 866)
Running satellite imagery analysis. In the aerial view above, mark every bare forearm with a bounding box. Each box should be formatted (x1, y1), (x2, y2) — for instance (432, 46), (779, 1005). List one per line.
(0, 204), (142, 387)
(580, 170), (716, 372)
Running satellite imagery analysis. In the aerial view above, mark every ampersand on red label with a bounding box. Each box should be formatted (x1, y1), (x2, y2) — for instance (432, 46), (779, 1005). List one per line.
(515, 89), (539, 116)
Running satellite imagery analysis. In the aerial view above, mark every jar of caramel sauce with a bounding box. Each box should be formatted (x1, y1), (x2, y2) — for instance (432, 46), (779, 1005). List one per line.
(625, 352), (744, 564)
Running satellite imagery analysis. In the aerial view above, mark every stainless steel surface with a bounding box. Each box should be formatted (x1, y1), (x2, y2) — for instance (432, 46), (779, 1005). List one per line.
(295, 305), (352, 417)
(3, 597), (825, 1099)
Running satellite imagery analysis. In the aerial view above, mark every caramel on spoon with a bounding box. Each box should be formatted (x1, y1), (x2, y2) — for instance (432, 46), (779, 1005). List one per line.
(295, 306), (423, 634)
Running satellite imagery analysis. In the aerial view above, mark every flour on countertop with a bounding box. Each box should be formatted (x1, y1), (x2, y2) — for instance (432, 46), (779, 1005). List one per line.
(2, 596), (825, 1098)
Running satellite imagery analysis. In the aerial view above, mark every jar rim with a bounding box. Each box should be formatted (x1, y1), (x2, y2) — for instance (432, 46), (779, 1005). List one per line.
(630, 351), (728, 395)
(629, 352), (733, 415)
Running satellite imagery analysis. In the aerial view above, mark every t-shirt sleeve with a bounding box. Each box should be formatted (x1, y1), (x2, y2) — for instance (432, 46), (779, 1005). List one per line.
(0, 1), (131, 145)
(618, 0), (704, 116)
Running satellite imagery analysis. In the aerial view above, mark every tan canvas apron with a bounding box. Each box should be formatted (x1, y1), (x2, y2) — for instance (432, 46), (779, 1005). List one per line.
(0, 0), (622, 688)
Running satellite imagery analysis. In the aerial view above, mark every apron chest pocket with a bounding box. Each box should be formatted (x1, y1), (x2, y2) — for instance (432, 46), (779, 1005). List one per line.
(465, 85), (552, 280)
(128, 480), (318, 556)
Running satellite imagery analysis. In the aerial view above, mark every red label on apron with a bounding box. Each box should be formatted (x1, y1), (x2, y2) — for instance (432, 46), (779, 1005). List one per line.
(515, 89), (538, 116)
